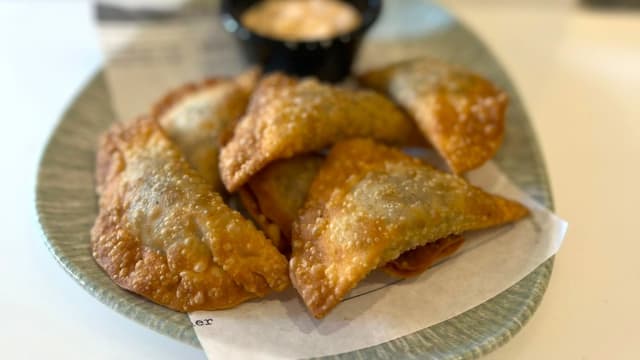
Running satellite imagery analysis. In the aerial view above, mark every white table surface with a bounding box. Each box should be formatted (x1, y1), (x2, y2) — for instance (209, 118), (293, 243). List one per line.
(1, 1), (638, 359)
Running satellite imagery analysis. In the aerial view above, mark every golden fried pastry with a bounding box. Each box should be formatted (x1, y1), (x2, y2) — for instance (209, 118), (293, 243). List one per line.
(92, 117), (289, 312)
(359, 57), (508, 174)
(383, 235), (464, 278)
(239, 154), (465, 273)
(219, 73), (416, 192)
(152, 69), (260, 192)
(290, 139), (528, 318)
(238, 155), (324, 254)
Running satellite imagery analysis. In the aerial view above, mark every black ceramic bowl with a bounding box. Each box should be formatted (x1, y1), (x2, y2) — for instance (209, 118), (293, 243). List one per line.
(220, 0), (382, 82)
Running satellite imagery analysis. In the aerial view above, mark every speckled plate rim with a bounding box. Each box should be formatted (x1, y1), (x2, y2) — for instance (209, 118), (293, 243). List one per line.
(36, 4), (555, 359)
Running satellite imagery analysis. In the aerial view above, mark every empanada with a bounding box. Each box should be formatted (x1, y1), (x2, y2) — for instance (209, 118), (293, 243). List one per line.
(290, 139), (528, 318)
(152, 69), (259, 192)
(238, 154), (464, 272)
(92, 117), (289, 312)
(219, 73), (416, 192)
(359, 57), (508, 174)
(238, 155), (324, 254)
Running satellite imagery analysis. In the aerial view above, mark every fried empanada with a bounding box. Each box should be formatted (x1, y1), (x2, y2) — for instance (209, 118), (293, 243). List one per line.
(359, 57), (508, 174)
(92, 117), (288, 312)
(290, 139), (528, 318)
(239, 154), (465, 271)
(383, 235), (464, 278)
(219, 73), (416, 192)
(152, 69), (259, 192)
(238, 155), (324, 254)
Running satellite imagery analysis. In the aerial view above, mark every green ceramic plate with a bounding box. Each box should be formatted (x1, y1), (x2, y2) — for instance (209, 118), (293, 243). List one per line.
(36, 1), (554, 358)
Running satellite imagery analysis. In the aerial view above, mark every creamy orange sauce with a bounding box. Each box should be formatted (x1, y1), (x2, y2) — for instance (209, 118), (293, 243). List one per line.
(241, 0), (362, 41)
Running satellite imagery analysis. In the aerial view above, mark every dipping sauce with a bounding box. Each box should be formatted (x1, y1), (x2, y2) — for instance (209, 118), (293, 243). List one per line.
(241, 0), (362, 41)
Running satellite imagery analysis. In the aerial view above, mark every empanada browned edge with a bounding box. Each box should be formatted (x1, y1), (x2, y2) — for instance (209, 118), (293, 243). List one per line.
(290, 139), (528, 318)
(359, 57), (508, 174)
(219, 73), (417, 192)
(92, 117), (289, 312)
